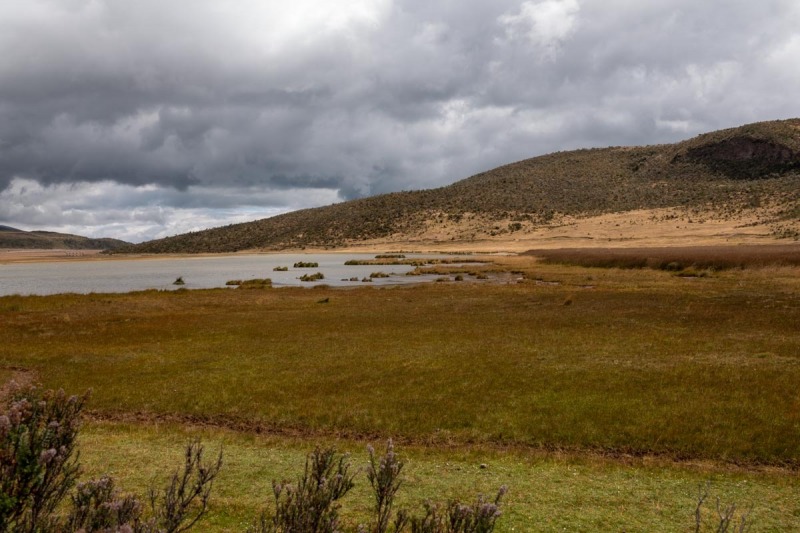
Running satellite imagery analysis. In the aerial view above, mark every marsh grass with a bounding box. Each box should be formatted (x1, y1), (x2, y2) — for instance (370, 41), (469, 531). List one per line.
(298, 272), (325, 282)
(1, 259), (800, 465)
(528, 244), (800, 271)
(229, 279), (273, 289)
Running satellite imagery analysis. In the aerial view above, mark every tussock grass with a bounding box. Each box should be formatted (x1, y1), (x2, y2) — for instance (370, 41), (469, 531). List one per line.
(226, 278), (272, 289)
(2, 260), (800, 466)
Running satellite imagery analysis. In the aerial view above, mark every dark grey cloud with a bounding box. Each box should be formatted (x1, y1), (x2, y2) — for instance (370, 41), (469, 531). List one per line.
(1, 0), (799, 241)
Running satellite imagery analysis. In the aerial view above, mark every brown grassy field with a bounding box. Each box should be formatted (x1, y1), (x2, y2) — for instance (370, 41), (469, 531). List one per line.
(2, 255), (799, 466)
(2, 251), (800, 530)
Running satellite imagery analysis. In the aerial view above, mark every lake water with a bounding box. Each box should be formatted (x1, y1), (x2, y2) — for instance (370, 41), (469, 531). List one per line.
(0, 253), (465, 296)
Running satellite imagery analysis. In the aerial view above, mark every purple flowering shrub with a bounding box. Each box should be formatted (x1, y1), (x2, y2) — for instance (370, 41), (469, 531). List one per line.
(1, 383), (222, 533)
(249, 439), (506, 533)
(248, 447), (356, 533)
(0, 384), (86, 531)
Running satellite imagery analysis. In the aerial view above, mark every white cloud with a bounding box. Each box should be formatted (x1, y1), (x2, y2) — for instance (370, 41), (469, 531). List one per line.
(498, 0), (580, 60)
(0, 178), (341, 242)
(1, 0), (799, 242)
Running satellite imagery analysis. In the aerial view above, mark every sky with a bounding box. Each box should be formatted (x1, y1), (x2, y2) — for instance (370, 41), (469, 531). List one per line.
(1, 0), (799, 243)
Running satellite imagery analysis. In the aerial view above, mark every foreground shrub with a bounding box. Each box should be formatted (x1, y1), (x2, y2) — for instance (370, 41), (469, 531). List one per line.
(249, 448), (355, 533)
(1, 384), (222, 532)
(694, 482), (751, 533)
(0, 386), (86, 531)
(249, 440), (506, 533)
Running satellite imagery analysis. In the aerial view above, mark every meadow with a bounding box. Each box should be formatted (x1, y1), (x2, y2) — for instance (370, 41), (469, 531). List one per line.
(2, 254), (800, 530)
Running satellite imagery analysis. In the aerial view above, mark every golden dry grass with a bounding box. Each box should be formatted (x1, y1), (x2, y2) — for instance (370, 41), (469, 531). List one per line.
(2, 256), (799, 466)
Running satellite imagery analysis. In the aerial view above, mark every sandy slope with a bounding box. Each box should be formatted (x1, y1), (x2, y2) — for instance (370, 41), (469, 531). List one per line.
(2, 207), (797, 262)
(319, 207), (794, 254)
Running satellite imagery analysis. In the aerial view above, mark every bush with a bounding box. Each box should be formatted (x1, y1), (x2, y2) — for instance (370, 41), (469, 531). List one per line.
(694, 482), (751, 533)
(293, 262), (319, 268)
(1, 384), (222, 532)
(299, 272), (325, 282)
(250, 440), (506, 533)
(0, 385), (86, 531)
(248, 447), (355, 533)
(273, 267), (289, 272)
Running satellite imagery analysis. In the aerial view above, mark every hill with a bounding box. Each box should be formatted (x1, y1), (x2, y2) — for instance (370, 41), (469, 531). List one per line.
(118, 118), (800, 253)
(0, 226), (130, 250)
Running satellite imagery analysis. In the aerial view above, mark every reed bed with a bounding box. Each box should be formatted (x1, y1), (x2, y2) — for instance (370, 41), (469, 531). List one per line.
(526, 244), (800, 271)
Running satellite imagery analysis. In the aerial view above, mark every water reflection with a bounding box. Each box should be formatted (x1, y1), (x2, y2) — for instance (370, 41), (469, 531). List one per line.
(0, 253), (473, 296)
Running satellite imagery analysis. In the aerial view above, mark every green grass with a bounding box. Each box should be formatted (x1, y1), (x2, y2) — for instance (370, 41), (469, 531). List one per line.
(77, 422), (800, 532)
(2, 261), (800, 465)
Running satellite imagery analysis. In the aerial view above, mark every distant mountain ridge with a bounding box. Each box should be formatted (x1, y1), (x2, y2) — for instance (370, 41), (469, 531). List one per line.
(0, 227), (130, 250)
(118, 118), (800, 253)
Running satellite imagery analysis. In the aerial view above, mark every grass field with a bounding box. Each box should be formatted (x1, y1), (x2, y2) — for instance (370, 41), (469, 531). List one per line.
(2, 254), (800, 530)
(77, 422), (799, 532)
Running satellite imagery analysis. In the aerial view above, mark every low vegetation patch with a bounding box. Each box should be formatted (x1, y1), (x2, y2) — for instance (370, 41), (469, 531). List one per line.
(272, 266), (288, 272)
(298, 272), (325, 282)
(226, 278), (273, 289)
(527, 244), (800, 271)
(293, 262), (319, 268)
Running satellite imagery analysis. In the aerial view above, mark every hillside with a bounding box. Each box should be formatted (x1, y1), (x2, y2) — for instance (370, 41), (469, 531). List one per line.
(118, 118), (800, 253)
(0, 226), (130, 250)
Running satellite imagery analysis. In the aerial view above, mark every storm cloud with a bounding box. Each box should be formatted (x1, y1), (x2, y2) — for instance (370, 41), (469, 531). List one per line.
(1, 0), (799, 241)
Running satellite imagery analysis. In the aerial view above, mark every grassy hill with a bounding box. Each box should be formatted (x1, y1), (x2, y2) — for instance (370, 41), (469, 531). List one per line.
(0, 225), (130, 250)
(118, 118), (800, 253)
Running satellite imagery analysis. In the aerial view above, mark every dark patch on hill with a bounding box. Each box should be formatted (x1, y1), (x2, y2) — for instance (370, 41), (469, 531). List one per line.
(0, 228), (130, 250)
(116, 118), (800, 253)
(676, 136), (800, 180)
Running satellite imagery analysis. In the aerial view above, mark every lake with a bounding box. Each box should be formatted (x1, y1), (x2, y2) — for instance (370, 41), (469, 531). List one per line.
(0, 253), (466, 296)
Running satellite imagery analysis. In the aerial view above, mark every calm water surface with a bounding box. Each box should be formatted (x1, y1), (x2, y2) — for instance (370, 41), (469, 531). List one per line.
(0, 253), (461, 296)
